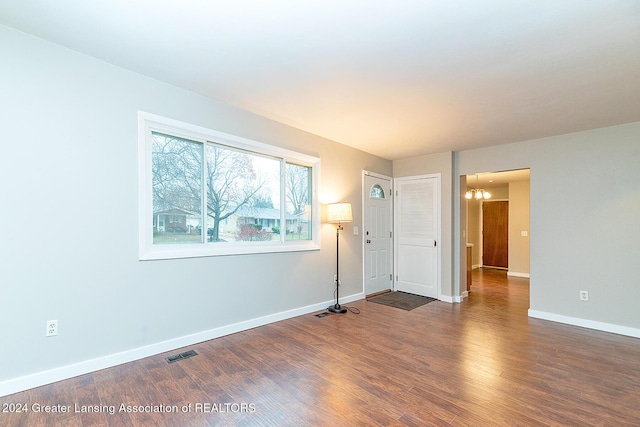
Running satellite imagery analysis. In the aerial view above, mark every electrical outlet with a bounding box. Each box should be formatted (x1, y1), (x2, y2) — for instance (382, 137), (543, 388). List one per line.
(579, 291), (589, 301)
(46, 320), (58, 337)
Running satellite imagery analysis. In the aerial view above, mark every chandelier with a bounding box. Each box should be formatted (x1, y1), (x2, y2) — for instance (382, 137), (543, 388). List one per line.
(465, 174), (491, 200)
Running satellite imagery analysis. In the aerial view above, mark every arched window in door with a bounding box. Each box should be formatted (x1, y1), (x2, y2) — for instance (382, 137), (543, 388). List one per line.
(370, 184), (385, 199)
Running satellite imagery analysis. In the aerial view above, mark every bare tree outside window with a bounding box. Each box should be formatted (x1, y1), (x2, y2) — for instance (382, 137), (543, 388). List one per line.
(151, 133), (203, 243)
(205, 144), (274, 242)
(148, 126), (314, 253)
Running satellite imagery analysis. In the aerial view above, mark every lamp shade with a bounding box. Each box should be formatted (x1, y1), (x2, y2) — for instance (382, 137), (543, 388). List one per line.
(327, 202), (353, 223)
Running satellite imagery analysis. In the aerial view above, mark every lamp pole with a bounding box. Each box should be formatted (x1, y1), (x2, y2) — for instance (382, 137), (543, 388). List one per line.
(326, 202), (352, 314)
(328, 222), (347, 313)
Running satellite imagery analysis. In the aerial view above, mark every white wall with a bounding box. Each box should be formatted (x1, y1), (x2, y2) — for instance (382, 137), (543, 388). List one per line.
(456, 124), (640, 335)
(0, 26), (391, 395)
(508, 181), (530, 277)
(466, 197), (481, 267)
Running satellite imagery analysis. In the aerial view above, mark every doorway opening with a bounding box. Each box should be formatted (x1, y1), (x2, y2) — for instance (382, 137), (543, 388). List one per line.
(464, 169), (530, 298)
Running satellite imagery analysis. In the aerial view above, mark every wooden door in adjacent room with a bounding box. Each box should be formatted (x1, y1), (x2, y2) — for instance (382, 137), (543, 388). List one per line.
(483, 201), (508, 268)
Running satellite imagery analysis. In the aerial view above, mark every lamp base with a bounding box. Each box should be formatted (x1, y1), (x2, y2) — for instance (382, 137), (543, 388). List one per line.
(328, 304), (347, 314)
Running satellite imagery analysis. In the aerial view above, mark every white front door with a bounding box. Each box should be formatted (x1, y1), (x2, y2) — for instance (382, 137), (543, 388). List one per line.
(394, 174), (440, 298)
(363, 173), (393, 296)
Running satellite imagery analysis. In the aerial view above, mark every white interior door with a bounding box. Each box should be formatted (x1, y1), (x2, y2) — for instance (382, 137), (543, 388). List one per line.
(394, 175), (440, 298)
(363, 173), (392, 295)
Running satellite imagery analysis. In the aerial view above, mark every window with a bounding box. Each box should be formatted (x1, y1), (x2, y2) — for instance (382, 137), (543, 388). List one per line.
(370, 184), (385, 199)
(139, 112), (320, 260)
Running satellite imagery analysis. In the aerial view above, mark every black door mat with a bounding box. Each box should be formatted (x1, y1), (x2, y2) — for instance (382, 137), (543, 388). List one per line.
(367, 291), (436, 311)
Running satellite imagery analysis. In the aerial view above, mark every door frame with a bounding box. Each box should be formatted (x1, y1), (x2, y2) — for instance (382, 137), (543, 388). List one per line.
(460, 169), (531, 299)
(362, 170), (394, 296)
(393, 173), (442, 299)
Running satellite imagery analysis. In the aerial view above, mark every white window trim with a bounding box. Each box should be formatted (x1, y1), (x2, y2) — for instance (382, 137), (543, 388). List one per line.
(138, 111), (321, 260)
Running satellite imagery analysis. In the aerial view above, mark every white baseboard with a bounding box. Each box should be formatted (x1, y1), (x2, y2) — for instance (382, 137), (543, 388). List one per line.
(0, 293), (364, 398)
(507, 271), (530, 278)
(439, 295), (462, 303)
(447, 291), (468, 303)
(528, 309), (640, 339)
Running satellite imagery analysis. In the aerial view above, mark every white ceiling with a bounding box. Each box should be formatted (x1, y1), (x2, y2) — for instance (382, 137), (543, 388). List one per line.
(2, 1), (639, 160)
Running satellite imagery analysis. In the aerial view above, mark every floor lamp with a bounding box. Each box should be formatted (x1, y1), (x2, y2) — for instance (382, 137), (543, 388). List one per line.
(327, 202), (352, 314)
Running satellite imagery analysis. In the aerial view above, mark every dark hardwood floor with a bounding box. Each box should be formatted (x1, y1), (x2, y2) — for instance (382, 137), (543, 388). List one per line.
(2, 268), (640, 426)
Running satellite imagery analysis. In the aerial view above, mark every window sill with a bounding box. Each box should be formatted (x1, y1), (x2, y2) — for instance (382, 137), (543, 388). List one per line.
(139, 241), (320, 261)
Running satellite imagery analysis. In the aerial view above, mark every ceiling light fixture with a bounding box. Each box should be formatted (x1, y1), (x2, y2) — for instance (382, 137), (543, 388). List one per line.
(465, 175), (491, 200)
